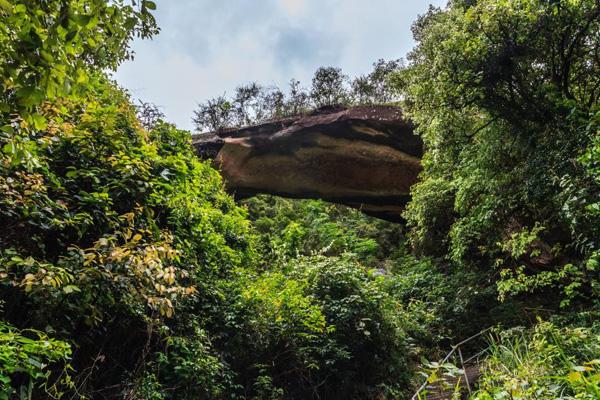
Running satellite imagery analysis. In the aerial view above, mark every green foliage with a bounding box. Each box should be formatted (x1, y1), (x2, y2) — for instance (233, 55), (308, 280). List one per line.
(472, 321), (600, 400)
(193, 59), (401, 132)
(284, 254), (411, 399)
(310, 66), (350, 107)
(0, 76), (257, 397)
(397, 0), (600, 308)
(241, 270), (330, 341)
(0, 0), (157, 115)
(222, 269), (335, 398)
(0, 0), (159, 183)
(352, 59), (403, 105)
(180, 250), (413, 399)
(385, 253), (456, 354)
(0, 321), (72, 399)
(150, 327), (234, 399)
(244, 195), (402, 265)
(3, 0), (599, 398)
(416, 359), (466, 400)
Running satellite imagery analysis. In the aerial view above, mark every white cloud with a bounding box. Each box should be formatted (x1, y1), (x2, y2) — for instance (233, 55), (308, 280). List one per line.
(114, 0), (447, 131)
(278, 0), (308, 17)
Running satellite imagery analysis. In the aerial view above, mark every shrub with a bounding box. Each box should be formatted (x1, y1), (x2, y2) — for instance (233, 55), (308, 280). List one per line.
(473, 321), (600, 400)
(0, 77), (256, 397)
(397, 0), (600, 309)
(0, 321), (71, 400)
(244, 195), (403, 265)
(286, 254), (411, 399)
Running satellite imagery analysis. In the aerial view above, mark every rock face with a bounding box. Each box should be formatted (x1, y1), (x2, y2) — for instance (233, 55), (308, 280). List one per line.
(192, 105), (422, 221)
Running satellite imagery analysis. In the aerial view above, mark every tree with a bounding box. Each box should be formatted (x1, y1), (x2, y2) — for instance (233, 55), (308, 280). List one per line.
(262, 87), (286, 119)
(0, 0), (159, 175)
(0, 0), (158, 118)
(351, 75), (375, 105)
(397, 0), (600, 307)
(192, 95), (234, 132)
(352, 59), (403, 104)
(310, 66), (350, 107)
(286, 79), (311, 115)
(136, 99), (165, 131)
(367, 58), (403, 103)
(232, 82), (263, 126)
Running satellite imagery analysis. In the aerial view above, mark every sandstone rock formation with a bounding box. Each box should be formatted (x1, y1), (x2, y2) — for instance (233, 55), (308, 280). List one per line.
(192, 105), (422, 221)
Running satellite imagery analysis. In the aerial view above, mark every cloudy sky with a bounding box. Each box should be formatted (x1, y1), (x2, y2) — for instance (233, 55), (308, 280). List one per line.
(113, 0), (446, 131)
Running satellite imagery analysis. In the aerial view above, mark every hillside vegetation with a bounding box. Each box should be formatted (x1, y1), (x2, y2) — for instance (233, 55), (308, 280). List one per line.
(0, 0), (598, 399)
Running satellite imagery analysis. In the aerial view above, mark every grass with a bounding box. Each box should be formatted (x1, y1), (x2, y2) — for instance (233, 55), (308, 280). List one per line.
(471, 321), (600, 400)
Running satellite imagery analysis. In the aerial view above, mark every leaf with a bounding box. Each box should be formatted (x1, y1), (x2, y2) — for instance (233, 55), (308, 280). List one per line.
(72, 14), (91, 27)
(124, 17), (137, 30)
(0, 0), (11, 12)
(65, 29), (78, 43)
(76, 70), (88, 84)
(31, 113), (47, 130)
(27, 357), (44, 369)
(16, 86), (45, 107)
(567, 371), (582, 383)
(63, 285), (80, 294)
(143, 1), (157, 10)
(427, 371), (439, 383)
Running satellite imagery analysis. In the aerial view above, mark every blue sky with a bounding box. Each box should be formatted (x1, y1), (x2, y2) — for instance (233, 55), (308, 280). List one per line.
(113, 0), (447, 130)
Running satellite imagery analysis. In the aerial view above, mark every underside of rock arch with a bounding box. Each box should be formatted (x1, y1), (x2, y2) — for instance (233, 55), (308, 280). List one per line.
(192, 105), (422, 222)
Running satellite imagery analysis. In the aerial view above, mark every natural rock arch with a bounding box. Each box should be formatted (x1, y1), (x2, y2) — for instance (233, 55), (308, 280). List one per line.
(192, 105), (422, 221)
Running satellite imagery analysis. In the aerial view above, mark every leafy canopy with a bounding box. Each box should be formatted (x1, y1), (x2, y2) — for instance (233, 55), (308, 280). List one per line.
(395, 0), (600, 307)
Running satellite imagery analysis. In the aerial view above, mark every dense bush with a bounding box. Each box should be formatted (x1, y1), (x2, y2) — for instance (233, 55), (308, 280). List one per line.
(282, 254), (411, 399)
(244, 195), (404, 265)
(0, 320), (71, 399)
(395, 0), (600, 311)
(0, 75), (258, 397)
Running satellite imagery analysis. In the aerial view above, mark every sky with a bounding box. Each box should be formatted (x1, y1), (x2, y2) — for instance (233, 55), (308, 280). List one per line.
(113, 0), (447, 131)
